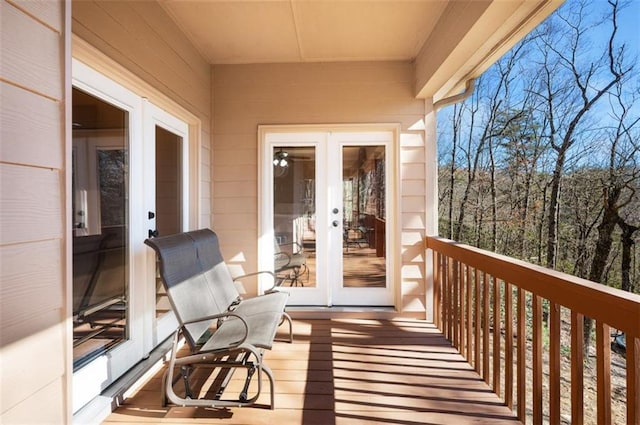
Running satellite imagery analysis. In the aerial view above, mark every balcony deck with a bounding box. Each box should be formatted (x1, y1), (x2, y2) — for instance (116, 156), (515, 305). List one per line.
(103, 319), (520, 424)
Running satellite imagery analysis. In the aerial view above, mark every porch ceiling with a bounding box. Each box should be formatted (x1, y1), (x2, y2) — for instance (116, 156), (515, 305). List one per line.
(159, 0), (563, 101)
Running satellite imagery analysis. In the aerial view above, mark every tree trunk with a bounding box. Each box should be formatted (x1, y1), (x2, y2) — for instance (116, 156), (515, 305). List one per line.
(619, 220), (639, 292)
(584, 188), (622, 353)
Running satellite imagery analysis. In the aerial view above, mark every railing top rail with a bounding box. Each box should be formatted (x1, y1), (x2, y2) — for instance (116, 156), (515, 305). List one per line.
(426, 236), (640, 335)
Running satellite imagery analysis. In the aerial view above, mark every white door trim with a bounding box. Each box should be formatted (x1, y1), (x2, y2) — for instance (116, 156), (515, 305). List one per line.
(258, 124), (401, 309)
(71, 53), (200, 415)
(72, 59), (146, 413)
(143, 101), (189, 346)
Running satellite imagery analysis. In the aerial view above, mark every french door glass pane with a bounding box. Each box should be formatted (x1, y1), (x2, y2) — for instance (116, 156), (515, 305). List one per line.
(342, 145), (386, 288)
(72, 87), (129, 370)
(272, 146), (316, 288)
(154, 125), (183, 318)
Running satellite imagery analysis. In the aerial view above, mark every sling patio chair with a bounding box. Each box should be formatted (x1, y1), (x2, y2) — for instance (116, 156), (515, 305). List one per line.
(145, 229), (292, 409)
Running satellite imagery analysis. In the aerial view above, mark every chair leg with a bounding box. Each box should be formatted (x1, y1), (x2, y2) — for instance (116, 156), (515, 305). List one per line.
(240, 364), (256, 402)
(180, 365), (194, 399)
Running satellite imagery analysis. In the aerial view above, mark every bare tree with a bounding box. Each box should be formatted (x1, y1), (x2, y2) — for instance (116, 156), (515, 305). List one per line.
(531, 0), (631, 271)
(584, 62), (639, 351)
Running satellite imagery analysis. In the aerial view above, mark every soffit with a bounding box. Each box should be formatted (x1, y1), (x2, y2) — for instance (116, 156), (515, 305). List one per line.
(158, 0), (563, 99)
(159, 0), (448, 64)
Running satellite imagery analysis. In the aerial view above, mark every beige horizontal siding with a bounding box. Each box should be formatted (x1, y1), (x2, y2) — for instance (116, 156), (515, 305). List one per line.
(0, 164), (63, 245)
(10, 0), (64, 32)
(1, 309), (66, 414)
(1, 1), (62, 100)
(1, 82), (63, 169)
(72, 0), (210, 127)
(0, 240), (63, 330)
(1, 377), (66, 425)
(0, 1), (68, 423)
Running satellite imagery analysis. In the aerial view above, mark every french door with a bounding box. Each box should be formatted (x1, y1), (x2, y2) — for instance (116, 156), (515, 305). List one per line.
(71, 60), (189, 412)
(143, 101), (188, 346)
(260, 128), (396, 307)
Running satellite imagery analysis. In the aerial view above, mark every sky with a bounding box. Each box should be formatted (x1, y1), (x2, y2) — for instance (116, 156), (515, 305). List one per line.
(436, 0), (640, 167)
(612, 0), (639, 53)
(595, 0), (639, 58)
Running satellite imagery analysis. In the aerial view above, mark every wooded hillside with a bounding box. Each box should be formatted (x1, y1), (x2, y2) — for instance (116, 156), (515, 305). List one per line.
(437, 0), (639, 304)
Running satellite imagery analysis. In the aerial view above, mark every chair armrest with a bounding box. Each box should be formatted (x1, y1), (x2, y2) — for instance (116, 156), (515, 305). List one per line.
(182, 312), (249, 348)
(233, 270), (284, 293)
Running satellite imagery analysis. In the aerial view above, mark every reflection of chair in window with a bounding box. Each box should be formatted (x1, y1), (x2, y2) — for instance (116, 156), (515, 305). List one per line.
(274, 241), (307, 286)
(72, 229), (127, 367)
(343, 226), (369, 252)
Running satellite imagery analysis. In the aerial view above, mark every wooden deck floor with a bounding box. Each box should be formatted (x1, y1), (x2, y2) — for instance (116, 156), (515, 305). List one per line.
(104, 319), (521, 425)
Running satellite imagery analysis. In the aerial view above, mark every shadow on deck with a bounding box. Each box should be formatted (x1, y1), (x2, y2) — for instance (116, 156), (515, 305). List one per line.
(104, 319), (520, 424)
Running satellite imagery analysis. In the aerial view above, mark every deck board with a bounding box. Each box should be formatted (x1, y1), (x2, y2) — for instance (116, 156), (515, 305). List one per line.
(103, 319), (520, 424)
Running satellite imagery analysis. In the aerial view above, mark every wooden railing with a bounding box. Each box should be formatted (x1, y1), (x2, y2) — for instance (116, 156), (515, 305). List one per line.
(426, 236), (640, 425)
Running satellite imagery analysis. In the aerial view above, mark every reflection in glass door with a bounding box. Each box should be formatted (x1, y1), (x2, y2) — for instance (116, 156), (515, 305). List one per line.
(330, 134), (393, 306)
(341, 145), (386, 289)
(273, 146), (317, 290)
(72, 87), (129, 370)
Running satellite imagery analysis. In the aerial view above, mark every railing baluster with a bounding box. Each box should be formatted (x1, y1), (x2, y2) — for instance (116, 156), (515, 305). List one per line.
(493, 276), (501, 398)
(517, 288), (526, 423)
(629, 334), (639, 425)
(474, 267), (481, 375)
(459, 262), (465, 354)
(433, 251), (440, 329)
(483, 271), (490, 385)
(466, 264), (473, 362)
(550, 302), (561, 424)
(443, 253), (453, 341)
(453, 260), (460, 349)
(571, 311), (584, 425)
(596, 321), (612, 425)
(505, 282), (513, 410)
(533, 295), (543, 425)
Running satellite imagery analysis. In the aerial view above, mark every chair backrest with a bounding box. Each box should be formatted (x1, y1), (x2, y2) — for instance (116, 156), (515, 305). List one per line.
(188, 229), (241, 308)
(144, 230), (237, 349)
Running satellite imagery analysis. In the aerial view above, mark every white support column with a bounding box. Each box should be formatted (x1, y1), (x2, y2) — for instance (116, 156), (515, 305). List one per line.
(424, 98), (438, 322)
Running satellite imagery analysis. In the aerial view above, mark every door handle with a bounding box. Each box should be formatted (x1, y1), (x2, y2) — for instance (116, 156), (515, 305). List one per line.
(332, 220), (339, 227)
(148, 229), (159, 238)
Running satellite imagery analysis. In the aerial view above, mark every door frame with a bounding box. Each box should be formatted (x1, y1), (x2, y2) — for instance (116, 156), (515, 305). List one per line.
(71, 59), (146, 413)
(71, 43), (201, 416)
(258, 124), (401, 309)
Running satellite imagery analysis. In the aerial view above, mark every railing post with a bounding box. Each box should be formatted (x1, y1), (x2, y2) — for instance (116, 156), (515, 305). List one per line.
(433, 251), (441, 330)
